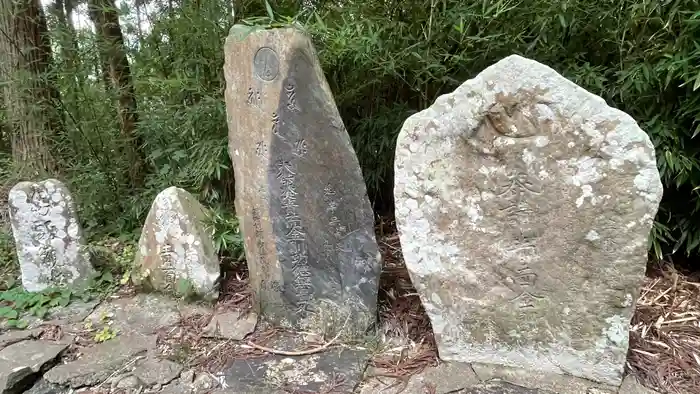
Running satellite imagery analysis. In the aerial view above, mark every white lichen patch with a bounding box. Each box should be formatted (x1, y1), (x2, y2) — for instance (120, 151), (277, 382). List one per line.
(8, 179), (95, 292)
(134, 186), (219, 300)
(263, 355), (328, 387)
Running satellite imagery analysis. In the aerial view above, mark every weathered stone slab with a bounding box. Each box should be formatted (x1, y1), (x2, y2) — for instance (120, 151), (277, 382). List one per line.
(460, 380), (555, 394)
(203, 310), (257, 340)
(360, 362), (480, 394)
(223, 25), (381, 336)
(85, 293), (180, 335)
(133, 186), (220, 300)
(0, 340), (67, 393)
(44, 334), (155, 388)
(223, 334), (368, 393)
(394, 55), (663, 386)
(8, 179), (95, 292)
(133, 357), (183, 386)
(471, 363), (616, 393)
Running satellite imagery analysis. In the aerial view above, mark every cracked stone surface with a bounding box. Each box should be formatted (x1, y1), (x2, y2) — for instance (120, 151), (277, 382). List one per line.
(223, 334), (368, 393)
(0, 328), (43, 349)
(85, 293), (180, 335)
(0, 340), (67, 393)
(44, 334), (156, 388)
(360, 362), (480, 394)
(133, 186), (220, 301)
(8, 179), (96, 292)
(203, 310), (257, 340)
(471, 363), (617, 393)
(394, 54), (663, 387)
(133, 357), (183, 386)
(459, 380), (555, 394)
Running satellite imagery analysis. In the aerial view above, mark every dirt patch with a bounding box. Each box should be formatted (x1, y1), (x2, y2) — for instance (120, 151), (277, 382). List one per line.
(628, 261), (700, 394)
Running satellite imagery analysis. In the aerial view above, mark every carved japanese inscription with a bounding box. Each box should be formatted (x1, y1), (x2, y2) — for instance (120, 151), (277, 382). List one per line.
(394, 55), (663, 386)
(224, 26), (381, 337)
(253, 47), (279, 81)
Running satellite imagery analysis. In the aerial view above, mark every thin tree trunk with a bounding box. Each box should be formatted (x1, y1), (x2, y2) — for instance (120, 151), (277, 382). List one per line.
(0, 0), (61, 178)
(51, 0), (81, 85)
(88, 0), (146, 189)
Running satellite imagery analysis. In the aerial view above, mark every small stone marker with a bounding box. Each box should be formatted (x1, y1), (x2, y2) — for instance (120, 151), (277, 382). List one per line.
(394, 55), (663, 386)
(133, 187), (219, 300)
(223, 25), (381, 336)
(8, 179), (95, 292)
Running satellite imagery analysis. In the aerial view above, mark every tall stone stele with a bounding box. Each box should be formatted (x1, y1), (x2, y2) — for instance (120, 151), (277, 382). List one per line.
(133, 187), (220, 301)
(223, 25), (381, 336)
(8, 179), (96, 292)
(394, 55), (663, 386)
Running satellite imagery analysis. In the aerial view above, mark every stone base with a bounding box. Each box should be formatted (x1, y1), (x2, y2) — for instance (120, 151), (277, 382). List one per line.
(223, 332), (369, 393)
(358, 361), (659, 394)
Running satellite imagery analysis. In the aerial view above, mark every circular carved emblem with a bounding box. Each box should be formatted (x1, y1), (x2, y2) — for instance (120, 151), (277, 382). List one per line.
(253, 47), (279, 81)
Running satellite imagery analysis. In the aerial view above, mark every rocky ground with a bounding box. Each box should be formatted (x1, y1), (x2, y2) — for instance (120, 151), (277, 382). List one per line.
(0, 221), (697, 394)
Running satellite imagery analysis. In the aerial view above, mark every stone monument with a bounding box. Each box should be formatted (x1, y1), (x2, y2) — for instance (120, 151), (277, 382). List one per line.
(394, 54), (663, 386)
(133, 186), (220, 300)
(8, 179), (95, 292)
(223, 25), (381, 336)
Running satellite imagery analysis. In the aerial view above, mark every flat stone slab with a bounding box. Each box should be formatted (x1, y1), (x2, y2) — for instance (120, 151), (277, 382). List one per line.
(0, 328), (43, 349)
(203, 310), (257, 340)
(460, 380), (555, 394)
(360, 362), (480, 394)
(85, 293), (180, 335)
(471, 363), (617, 393)
(132, 357), (183, 386)
(25, 378), (69, 394)
(357, 361), (660, 394)
(0, 340), (67, 393)
(223, 334), (368, 393)
(44, 334), (155, 388)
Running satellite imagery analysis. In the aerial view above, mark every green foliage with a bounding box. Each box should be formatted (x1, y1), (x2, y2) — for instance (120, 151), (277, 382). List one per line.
(0, 286), (73, 328)
(3, 0), (699, 265)
(0, 269), (118, 328)
(204, 207), (245, 261)
(0, 232), (18, 290)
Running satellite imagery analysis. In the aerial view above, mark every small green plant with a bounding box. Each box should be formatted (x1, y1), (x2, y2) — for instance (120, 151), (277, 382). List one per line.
(0, 232), (18, 290)
(203, 207), (245, 261)
(84, 310), (119, 342)
(0, 286), (73, 328)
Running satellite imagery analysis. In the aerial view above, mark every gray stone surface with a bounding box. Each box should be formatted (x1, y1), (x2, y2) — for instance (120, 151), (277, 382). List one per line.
(360, 362), (480, 394)
(0, 328), (43, 349)
(459, 380), (555, 394)
(393, 55), (663, 386)
(223, 25), (381, 337)
(471, 363), (616, 393)
(133, 186), (220, 300)
(0, 340), (67, 393)
(25, 378), (69, 394)
(618, 374), (660, 394)
(8, 179), (96, 292)
(44, 334), (155, 388)
(223, 333), (368, 393)
(133, 357), (183, 386)
(85, 293), (180, 335)
(203, 310), (257, 340)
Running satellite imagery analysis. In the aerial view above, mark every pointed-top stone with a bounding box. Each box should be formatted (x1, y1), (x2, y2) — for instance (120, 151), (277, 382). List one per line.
(223, 26), (381, 337)
(394, 55), (663, 386)
(8, 179), (95, 292)
(133, 186), (219, 300)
